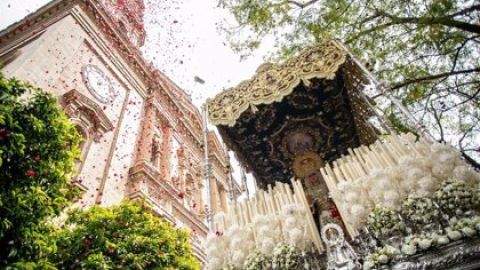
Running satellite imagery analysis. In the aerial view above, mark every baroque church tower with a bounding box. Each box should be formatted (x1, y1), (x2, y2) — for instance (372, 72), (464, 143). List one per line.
(0, 0), (241, 262)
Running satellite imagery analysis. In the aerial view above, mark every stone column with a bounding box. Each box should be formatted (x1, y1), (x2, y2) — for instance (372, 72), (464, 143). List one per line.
(209, 177), (220, 214)
(136, 98), (156, 164)
(151, 134), (162, 169)
(219, 185), (228, 211)
(160, 123), (171, 180)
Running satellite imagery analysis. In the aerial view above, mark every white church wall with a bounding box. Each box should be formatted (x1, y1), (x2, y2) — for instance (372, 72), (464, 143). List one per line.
(1, 11), (147, 208)
(100, 89), (144, 206)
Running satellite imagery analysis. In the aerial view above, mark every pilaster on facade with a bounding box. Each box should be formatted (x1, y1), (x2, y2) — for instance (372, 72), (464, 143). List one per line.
(128, 160), (209, 237)
(0, 0), (244, 264)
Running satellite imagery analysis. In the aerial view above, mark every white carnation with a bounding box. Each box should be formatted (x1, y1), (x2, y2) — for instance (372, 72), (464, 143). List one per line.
(213, 212), (226, 224)
(260, 237), (276, 255)
(382, 192), (400, 209)
(400, 178), (416, 192)
(282, 204), (302, 216)
(437, 151), (457, 164)
(258, 225), (272, 237)
(230, 236), (244, 249)
(447, 229), (463, 241)
(284, 216), (298, 230)
(288, 228), (304, 247)
(407, 167), (427, 182)
(231, 250), (246, 268)
(432, 162), (454, 179)
(363, 260), (375, 270)
(437, 236), (450, 245)
(345, 191), (360, 203)
(377, 254), (389, 264)
(401, 244), (417, 255)
(337, 181), (350, 192)
(462, 227), (476, 237)
(398, 155), (415, 166)
(418, 239), (432, 250)
(206, 257), (223, 270)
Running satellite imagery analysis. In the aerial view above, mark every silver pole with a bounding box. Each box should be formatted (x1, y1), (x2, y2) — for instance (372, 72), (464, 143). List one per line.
(240, 166), (250, 198)
(334, 40), (434, 141)
(226, 153), (235, 201)
(202, 102), (214, 231)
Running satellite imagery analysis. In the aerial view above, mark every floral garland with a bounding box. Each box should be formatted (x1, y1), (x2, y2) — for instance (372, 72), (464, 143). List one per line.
(205, 203), (310, 270)
(335, 140), (480, 231)
(365, 215), (480, 270)
(363, 177), (480, 270)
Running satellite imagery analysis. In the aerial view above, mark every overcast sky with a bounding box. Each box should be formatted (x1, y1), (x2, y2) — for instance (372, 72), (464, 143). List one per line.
(0, 0), (266, 198)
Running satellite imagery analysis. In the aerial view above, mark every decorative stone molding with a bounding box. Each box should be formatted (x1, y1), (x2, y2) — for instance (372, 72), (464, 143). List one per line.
(128, 161), (209, 235)
(62, 89), (114, 141)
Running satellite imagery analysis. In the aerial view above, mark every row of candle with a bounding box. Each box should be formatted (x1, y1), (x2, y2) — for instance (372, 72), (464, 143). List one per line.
(213, 179), (324, 253)
(320, 133), (431, 237)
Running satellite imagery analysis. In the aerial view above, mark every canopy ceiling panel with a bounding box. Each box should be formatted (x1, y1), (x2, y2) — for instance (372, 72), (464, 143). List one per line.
(207, 40), (378, 186)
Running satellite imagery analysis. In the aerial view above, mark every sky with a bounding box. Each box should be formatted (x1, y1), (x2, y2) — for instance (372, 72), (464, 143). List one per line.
(0, 0), (268, 198)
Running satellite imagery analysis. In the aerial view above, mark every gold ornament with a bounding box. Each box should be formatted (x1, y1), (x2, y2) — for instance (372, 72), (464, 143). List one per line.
(292, 151), (324, 178)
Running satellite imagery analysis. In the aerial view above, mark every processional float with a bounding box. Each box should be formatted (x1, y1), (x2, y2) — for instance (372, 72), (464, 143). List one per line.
(203, 40), (480, 270)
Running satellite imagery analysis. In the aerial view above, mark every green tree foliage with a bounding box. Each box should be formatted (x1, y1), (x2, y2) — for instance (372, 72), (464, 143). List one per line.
(51, 200), (201, 270)
(219, 0), (480, 162)
(0, 73), (81, 267)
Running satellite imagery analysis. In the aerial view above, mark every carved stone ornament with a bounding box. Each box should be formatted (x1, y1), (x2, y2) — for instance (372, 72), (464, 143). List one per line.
(207, 40), (347, 126)
(62, 89), (114, 141)
(81, 64), (116, 104)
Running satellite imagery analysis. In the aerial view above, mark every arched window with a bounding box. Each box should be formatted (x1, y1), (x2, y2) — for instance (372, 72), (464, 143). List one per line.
(73, 123), (92, 175)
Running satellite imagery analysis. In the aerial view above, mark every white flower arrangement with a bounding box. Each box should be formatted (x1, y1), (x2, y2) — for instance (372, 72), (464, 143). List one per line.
(205, 201), (316, 270)
(220, 265), (236, 270)
(359, 140), (480, 269)
(453, 165), (480, 186)
(434, 180), (479, 216)
(244, 249), (272, 270)
(279, 204), (310, 250)
(271, 243), (301, 270)
(336, 180), (372, 228)
(400, 195), (439, 227)
(366, 207), (402, 239)
(365, 215), (480, 266)
(205, 232), (230, 270)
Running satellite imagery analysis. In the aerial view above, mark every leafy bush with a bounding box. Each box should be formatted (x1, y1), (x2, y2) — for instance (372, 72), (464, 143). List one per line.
(51, 200), (201, 270)
(0, 73), (81, 267)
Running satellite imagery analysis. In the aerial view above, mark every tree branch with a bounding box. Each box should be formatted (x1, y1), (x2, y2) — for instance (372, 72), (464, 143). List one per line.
(391, 67), (480, 90)
(447, 4), (480, 18)
(284, 0), (319, 9)
(378, 11), (480, 34)
(430, 101), (445, 142)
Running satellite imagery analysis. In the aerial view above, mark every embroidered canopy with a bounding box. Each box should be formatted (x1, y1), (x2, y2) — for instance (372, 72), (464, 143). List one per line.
(207, 40), (379, 186)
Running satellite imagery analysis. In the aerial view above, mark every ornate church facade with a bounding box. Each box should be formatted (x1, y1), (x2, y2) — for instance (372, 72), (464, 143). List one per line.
(0, 0), (242, 262)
